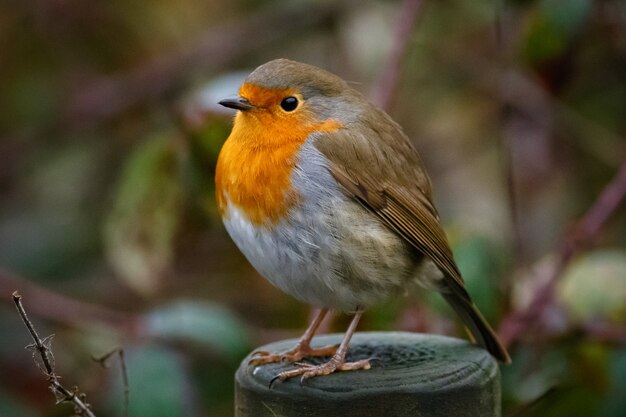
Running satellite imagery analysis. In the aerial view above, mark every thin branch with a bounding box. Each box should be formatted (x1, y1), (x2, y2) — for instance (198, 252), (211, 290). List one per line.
(498, 162), (626, 346)
(370, 0), (426, 111)
(582, 321), (626, 344)
(499, 105), (527, 264)
(496, 0), (529, 265)
(93, 348), (129, 417)
(12, 291), (97, 417)
(0, 269), (130, 330)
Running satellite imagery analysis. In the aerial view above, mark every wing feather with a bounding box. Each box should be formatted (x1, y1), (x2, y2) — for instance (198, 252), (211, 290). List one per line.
(313, 122), (511, 363)
(314, 125), (466, 292)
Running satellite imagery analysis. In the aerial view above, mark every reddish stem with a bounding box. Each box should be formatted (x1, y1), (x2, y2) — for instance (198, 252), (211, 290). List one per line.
(371, 0), (426, 111)
(498, 162), (626, 346)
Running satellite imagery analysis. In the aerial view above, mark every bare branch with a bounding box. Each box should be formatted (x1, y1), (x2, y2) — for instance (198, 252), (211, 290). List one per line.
(12, 291), (97, 417)
(582, 321), (626, 344)
(498, 162), (626, 346)
(0, 269), (129, 330)
(93, 348), (129, 417)
(370, 0), (426, 111)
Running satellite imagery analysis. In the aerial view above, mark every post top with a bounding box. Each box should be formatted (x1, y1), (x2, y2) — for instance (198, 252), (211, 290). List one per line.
(237, 331), (499, 400)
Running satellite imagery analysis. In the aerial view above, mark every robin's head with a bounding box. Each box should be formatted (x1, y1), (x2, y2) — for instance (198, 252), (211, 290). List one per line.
(216, 60), (354, 224)
(219, 59), (363, 125)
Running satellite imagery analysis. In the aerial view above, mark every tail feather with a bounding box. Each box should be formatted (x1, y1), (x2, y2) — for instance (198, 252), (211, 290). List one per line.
(442, 291), (511, 364)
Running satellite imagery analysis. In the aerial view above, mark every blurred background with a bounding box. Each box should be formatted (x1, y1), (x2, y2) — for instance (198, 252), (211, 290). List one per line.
(1, 0), (625, 416)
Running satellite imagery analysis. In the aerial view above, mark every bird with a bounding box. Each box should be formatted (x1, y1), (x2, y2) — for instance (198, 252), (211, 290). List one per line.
(215, 58), (510, 383)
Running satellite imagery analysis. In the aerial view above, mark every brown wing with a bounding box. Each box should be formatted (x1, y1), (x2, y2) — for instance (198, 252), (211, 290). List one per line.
(313, 116), (467, 294)
(314, 113), (510, 363)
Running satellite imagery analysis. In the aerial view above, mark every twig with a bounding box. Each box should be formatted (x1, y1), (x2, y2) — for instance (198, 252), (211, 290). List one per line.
(496, 0), (528, 265)
(0, 269), (129, 330)
(370, 0), (426, 111)
(12, 291), (97, 417)
(93, 348), (129, 417)
(582, 321), (626, 344)
(499, 105), (527, 265)
(498, 162), (626, 346)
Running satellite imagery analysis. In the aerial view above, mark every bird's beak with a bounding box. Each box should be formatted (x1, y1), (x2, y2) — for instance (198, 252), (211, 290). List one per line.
(218, 96), (254, 111)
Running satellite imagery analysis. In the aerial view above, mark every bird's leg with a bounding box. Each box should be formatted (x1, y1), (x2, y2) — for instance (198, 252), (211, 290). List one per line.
(272, 310), (371, 383)
(250, 308), (337, 366)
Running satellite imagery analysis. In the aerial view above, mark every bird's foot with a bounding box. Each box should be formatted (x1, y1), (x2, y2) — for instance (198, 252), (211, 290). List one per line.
(249, 344), (338, 366)
(271, 357), (371, 385)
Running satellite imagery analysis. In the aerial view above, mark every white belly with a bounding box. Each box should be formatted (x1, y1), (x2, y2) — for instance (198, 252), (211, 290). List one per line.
(220, 141), (418, 311)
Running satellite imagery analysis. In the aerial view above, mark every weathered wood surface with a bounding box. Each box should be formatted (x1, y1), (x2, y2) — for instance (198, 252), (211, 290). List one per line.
(235, 332), (501, 417)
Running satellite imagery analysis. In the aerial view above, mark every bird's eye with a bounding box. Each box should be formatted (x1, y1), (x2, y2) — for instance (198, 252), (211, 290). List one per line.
(280, 96), (298, 112)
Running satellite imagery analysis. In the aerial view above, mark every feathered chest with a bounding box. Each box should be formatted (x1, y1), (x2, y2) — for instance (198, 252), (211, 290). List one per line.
(215, 112), (342, 226)
(215, 138), (301, 225)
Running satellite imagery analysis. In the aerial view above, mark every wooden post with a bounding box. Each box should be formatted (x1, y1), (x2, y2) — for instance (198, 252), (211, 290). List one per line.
(235, 332), (501, 417)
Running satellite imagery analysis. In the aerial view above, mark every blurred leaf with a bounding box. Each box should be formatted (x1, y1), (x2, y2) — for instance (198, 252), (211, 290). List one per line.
(424, 234), (505, 322)
(601, 348), (626, 417)
(540, 384), (600, 417)
(190, 362), (237, 414)
(142, 299), (249, 359)
(0, 142), (103, 279)
(5, 70), (60, 130)
(521, 0), (591, 66)
(180, 72), (249, 216)
(106, 345), (191, 417)
(522, 14), (568, 66)
(453, 235), (503, 320)
(575, 342), (610, 390)
(183, 119), (231, 221)
(540, 0), (591, 36)
(557, 249), (626, 323)
(502, 344), (569, 404)
(368, 300), (405, 330)
(104, 136), (183, 296)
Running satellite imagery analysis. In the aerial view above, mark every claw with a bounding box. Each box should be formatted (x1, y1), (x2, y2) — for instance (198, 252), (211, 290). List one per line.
(248, 344), (339, 367)
(268, 375), (281, 389)
(270, 358), (371, 384)
(368, 356), (383, 366)
(265, 310), (368, 384)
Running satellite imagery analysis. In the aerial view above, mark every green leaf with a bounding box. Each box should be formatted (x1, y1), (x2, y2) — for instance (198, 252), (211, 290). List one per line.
(453, 236), (503, 320)
(106, 345), (190, 417)
(104, 136), (183, 296)
(601, 348), (626, 417)
(557, 249), (626, 322)
(541, 0), (591, 36)
(183, 119), (232, 221)
(0, 141), (103, 279)
(522, 0), (591, 65)
(142, 300), (250, 359)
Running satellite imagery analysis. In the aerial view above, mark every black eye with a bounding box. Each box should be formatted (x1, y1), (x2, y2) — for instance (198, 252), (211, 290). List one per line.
(280, 96), (298, 112)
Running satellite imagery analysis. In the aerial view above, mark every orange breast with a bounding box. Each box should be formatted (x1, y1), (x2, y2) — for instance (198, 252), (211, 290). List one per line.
(215, 90), (341, 226)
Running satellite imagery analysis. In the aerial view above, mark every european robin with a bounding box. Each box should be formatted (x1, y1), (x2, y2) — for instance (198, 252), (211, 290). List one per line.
(216, 59), (510, 382)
